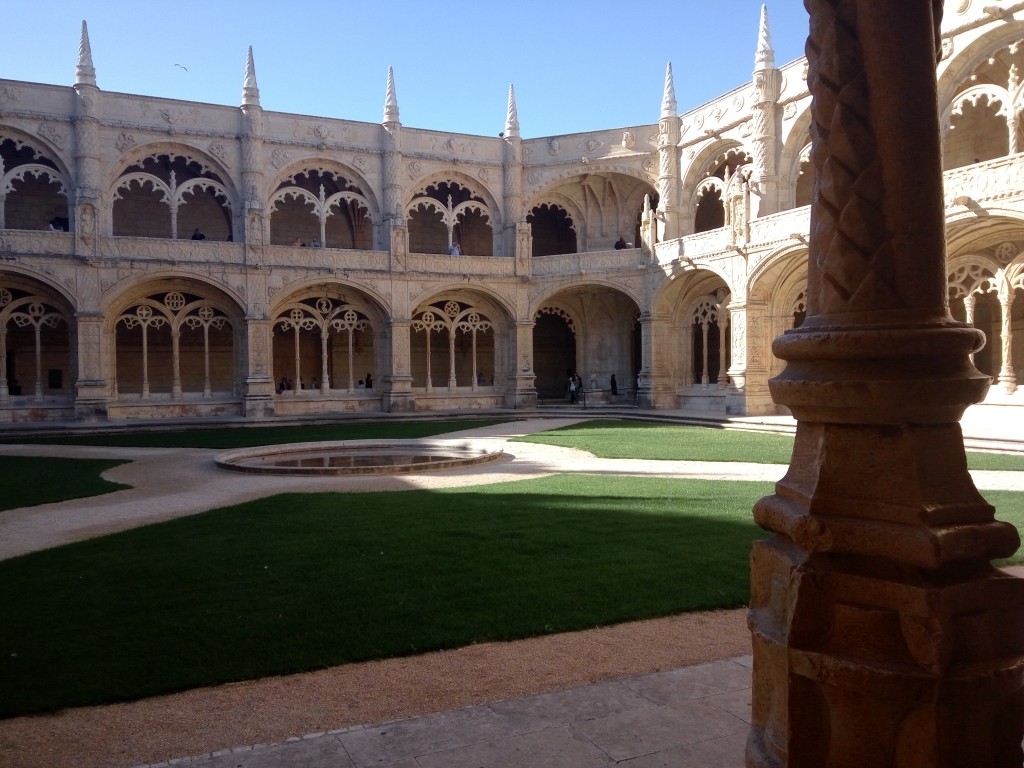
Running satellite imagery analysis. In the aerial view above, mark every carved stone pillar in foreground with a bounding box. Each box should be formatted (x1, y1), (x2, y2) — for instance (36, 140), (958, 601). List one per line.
(746, 3), (1024, 767)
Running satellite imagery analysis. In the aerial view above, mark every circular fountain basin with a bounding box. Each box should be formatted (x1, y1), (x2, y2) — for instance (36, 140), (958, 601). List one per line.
(215, 440), (503, 476)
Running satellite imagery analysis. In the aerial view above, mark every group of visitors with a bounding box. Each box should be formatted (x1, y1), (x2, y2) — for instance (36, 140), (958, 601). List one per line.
(277, 374), (373, 393)
(567, 372), (583, 403)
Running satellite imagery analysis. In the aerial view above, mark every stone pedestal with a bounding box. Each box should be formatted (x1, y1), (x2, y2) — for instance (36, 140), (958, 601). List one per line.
(746, 2), (1024, 766)
(383, 374), (415, 413)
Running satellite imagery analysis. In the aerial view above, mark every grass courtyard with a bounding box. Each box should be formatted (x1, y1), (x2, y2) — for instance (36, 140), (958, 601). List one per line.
(0, 418), (1021, 718)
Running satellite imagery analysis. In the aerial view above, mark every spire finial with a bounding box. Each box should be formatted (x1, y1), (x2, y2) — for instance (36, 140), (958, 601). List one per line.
(242, 46), (260, 107)
(384, 66), (400, 123)
(76, 20), (96, 87)
(660, 62), (677, 119)
(504, 84), (520, 138)
(755, 4), (775, 70)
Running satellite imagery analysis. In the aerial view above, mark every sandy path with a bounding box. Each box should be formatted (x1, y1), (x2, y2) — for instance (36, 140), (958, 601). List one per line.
(0, 610), (751, 768)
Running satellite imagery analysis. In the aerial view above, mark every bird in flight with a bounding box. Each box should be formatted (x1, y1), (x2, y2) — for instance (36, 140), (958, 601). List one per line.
(174, 63), (188, 71)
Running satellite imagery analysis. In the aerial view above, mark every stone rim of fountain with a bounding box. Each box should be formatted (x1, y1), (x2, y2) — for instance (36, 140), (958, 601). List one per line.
(215, 439), (505, 476)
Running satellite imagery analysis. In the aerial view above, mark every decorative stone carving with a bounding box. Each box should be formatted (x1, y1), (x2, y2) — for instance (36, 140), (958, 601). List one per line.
(270, 148), (289, 169)
(309, 124), (334, 142)
(995, 241), (1018, 264)
(115, 131), (136, 152)
(0, 85), (23, 105)
(208, 142), (228, 165)
(38, 122), (67, 149)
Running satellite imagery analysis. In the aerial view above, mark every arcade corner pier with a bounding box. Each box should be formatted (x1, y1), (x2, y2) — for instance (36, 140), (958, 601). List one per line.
(0, 4), (1022, 426)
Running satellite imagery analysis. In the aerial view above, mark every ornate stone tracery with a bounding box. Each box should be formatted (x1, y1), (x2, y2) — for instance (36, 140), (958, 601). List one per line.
(411, 299), (494, 391)
(0, 285), (70, 401)
(114, 290), (233, 400)
(273, 295), (372, 393)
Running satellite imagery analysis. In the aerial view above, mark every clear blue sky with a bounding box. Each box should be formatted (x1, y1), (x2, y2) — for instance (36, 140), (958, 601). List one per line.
(1, 1), (809, 139)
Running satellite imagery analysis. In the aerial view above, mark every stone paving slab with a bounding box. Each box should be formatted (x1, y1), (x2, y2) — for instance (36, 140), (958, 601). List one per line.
(160, 659), (756, 768)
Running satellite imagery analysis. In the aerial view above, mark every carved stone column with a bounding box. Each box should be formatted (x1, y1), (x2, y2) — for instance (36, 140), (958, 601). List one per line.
(514, 220), (532, 276)
(506, 318), (537, 409)
(383, 318), (414, 413)
(242, 318), (275, 418)
(73, 313), (108, 420)
(997, 277), (1018, 394)
(630, 313), (655, 409)
(746, 3), (1024, 767)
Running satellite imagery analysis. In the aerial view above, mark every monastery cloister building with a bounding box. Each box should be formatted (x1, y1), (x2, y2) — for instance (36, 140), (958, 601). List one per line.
(0, 3), (1022, 424)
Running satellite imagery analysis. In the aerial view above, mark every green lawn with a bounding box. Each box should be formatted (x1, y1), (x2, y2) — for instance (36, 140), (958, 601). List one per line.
(0, 455), (128, 511)
(1, 417), (1021, 718)
(514, 419), (1024, 471)
(0, 419), (507, 449)
(0, 475), (771, 717)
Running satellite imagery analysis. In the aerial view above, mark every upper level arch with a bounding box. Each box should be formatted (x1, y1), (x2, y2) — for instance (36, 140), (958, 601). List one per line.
(938, 27), (1024, 169)
(406, 175), (496, 257)
(526, 170), (657, 254)
(527, 200), (579, 256)
(108, 143), (238, 241)
(268, 162), (377, 249)
(684, 142), (754, 235)
(937, 22), (1024, 107)
(0, 127), (72, 232)
(780, 109), (814, 211)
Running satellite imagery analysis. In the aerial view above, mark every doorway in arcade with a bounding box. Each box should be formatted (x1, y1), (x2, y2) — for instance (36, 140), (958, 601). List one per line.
(532, 288), (639, 402)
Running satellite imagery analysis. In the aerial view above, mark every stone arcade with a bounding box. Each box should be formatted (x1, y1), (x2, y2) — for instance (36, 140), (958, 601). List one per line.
(3, 3), (1024, 766)
(0, 4), (1021, 424)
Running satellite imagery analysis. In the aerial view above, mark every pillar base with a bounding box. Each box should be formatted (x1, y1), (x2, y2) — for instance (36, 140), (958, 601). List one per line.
(748, 537), (1024, 768)
(74, 380), (108, 422)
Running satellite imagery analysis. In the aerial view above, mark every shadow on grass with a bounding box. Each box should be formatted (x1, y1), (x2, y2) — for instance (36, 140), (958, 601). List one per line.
(0, 419), (508, 450)
(0, 456), (129, 512)
(0, 474), (771, 718)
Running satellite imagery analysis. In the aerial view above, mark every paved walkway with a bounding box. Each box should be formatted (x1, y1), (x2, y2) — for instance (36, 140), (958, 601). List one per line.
(1, 407), (1021, 767)
(161, 657), (756, 767)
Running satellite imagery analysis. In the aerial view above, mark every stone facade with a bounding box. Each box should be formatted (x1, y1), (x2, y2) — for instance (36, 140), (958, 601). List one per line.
(0, 5), (1021, 423)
